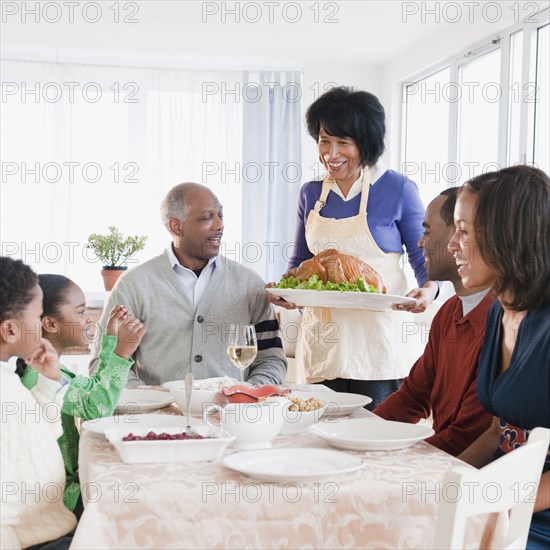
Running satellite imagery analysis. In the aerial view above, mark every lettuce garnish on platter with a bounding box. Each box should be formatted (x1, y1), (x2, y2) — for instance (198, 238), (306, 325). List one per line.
(275, 275), (380, 293)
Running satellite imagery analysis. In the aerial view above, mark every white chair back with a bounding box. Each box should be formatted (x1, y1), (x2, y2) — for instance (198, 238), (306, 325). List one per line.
(432, 427), (549, 549)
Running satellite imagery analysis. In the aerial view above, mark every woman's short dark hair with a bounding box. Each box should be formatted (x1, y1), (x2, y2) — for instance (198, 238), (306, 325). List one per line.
(463, 165), (550, 311)
(0, 257), (38, 322)
(306, 86), (386, 167)
(38, 274), (73, 319)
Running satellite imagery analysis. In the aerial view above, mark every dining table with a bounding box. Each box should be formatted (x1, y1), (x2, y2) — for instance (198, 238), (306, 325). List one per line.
(70, 385), (505, 549)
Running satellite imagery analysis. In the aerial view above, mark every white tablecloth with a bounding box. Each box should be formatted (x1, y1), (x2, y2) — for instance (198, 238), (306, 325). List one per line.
(71, 387), (504, 549)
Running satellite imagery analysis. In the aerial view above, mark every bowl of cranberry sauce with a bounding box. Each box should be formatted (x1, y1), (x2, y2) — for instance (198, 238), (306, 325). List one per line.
(105, 425), (235, 464)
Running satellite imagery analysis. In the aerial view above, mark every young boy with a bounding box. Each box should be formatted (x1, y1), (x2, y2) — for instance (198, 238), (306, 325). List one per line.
(0, 257), (76, 549)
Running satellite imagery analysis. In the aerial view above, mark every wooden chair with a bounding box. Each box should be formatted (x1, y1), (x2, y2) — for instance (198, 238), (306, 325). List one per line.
(432, 427), (549, 549)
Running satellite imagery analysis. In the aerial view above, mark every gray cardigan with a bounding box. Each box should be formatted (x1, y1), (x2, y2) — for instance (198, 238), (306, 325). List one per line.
(90, 251), (287, 386)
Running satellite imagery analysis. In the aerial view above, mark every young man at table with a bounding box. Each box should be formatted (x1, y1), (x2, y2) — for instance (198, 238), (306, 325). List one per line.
(90, 183), (286, 387)
(373, 188), (493, 456)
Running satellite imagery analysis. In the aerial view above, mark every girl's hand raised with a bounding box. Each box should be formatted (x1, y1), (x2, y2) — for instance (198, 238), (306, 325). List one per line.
(106, 304), (130, 336)
(114, 314), (146, 361)
(26, 338), (62, 382)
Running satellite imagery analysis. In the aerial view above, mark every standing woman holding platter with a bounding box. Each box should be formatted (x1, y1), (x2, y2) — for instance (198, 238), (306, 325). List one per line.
(270, 87), (437, 408)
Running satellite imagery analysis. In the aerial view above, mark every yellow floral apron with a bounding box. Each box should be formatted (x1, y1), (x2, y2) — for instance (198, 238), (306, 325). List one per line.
(302, 168), (411, 382)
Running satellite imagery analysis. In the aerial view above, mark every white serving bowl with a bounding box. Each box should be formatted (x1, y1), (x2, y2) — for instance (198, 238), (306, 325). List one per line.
(105, 425), (235, 464)
(280, 403), (328, 435)
(162, 378), (229, 416)
(204, 398), (290, 450)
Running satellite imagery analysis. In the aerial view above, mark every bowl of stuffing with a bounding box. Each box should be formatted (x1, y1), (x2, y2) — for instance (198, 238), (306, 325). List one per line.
(277, 394), (327, 435)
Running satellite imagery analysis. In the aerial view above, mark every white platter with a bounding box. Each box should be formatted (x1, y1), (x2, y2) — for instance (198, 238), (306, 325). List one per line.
(105, 425), (235, 464)
(222, 448), (363, 482)
(82, 413), (198, 435)
(308, 418), (435, 451)
(290, 391), (372, 417)
(115, 388), (174, 413)
(266, 288), (415, 311)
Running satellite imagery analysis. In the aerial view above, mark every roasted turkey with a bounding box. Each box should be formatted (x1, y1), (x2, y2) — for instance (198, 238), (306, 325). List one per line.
(285, 249), (386, 293)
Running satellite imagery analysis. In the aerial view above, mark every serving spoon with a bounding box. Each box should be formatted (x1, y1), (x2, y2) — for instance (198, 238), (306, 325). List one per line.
(184, 371), (199, 436)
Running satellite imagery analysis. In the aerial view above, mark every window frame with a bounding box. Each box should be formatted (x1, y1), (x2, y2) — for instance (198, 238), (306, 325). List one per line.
(401, 7), (550, 184)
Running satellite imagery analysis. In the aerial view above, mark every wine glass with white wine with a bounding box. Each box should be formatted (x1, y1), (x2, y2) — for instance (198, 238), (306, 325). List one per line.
(227, 324), (257, 384)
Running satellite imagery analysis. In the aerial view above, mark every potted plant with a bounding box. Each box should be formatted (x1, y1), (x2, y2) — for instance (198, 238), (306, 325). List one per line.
(86, 226), (148, 290)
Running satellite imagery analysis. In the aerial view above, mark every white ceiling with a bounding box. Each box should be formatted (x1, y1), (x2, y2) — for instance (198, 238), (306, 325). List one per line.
(1, 0), (529, 67)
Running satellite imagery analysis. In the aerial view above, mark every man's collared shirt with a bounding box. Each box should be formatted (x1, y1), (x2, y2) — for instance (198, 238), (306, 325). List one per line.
(166, 245), (217, 307)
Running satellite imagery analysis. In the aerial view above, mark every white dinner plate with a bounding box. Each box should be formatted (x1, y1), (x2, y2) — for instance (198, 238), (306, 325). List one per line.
(266, 288), (415, 311)
(290, 391), (372, 417)
(308, 418), (435, 451)
(82, 413), (197, 435)
(114, 388), (174, 413)
(222, 448), (363, 482)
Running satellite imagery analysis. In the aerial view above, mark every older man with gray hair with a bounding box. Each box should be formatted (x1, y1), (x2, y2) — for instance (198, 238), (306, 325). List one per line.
(90, 183), (287, 386)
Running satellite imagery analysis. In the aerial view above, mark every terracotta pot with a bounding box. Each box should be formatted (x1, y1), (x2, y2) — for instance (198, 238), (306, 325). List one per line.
(100, 267), (127, 291)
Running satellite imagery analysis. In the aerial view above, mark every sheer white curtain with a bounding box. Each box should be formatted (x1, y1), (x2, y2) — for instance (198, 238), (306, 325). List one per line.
(241, 70), (302, 282)
(1, 59), (243, 291)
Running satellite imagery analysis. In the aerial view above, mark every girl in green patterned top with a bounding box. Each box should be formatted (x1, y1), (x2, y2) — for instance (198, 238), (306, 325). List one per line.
(18, 274), (146, 517)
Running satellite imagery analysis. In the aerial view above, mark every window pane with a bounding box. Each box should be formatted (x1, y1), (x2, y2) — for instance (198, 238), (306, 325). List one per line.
(508, 31), (523, 166)
(458, 49), (501, 178)
(403, 67), (451, 207)
(534, 24), (549, 173)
